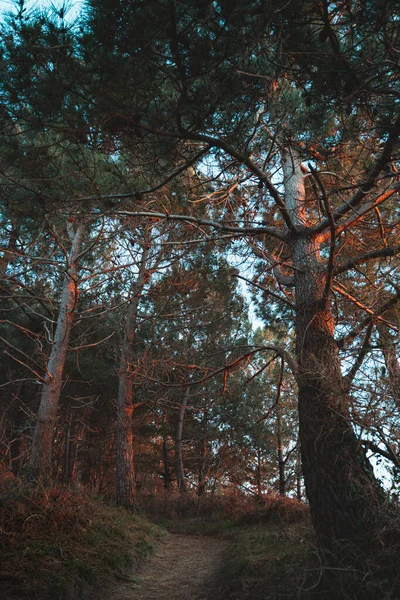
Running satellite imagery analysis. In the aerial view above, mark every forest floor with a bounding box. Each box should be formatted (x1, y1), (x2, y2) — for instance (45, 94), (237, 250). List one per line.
(96, 532), (228, 600)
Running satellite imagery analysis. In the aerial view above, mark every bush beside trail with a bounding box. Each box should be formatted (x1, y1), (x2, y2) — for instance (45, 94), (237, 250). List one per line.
(0, 479), (165, 599)
(136, 489), (309, 532)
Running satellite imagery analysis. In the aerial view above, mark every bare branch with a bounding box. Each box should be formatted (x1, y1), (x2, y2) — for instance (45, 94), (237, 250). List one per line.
(78, 146), (210, 203)
(333, 283), (398, 329)
(233, 273), (295, 309)
(257, 357), (285, 422)
(112, 210), (288, 242)
(336, 291), (400, 347)
(3, 350), (45, 383)
(326, 185), (399, 240)
(361, 439), (400, 469)
(109, 119), (295, 232)
(68, 331), (115, 351)
(334, 245), (400, 275)
(343, 322), (373, 391)
(310, 115), (400, 236)
(0, 335), (44, 373)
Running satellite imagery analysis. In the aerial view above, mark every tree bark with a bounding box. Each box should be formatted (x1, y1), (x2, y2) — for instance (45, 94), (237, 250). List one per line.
(197, 409), (208, 497)
(116, 244), (149, 506)
(377, 322), (400, 412)
(162, 431), (171, 490)
(276, 406), (285, 497)
(284, 150), (391, 558)
(255, 446), (262, 497)
(175, 387), (189, 493)
(295, 445), (302, 501)
(31, 221), (85, 477)
(62, 409), (78, 484)
(0, 221), (20, 280)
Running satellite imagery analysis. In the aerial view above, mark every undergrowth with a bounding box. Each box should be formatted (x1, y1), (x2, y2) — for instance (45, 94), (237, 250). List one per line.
(136, 489), (309, 534)
(0, 479), (165, 599)
(216, 521), (319, 600)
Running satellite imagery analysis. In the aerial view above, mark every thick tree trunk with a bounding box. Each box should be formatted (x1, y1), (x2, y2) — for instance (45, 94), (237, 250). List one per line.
(175, 387), (189, 493)
(31, 221), (85, 477)
(295, 258), (387, 549)
(116, 245), (149, 506)
(284, 150), (391, 560)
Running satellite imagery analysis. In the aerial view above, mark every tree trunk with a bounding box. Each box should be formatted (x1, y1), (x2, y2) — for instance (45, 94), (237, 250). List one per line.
(31, 221), (85, 477)
(116, 245), (149, 506)
(0, 221), (20, 279)
(255, 446), (262, 497)
(295, 445), (302, 502)
(377, 322), (400, 411)
(175, 387), (189, 493)
(284, 150), (391, 560)
(162, 431), (171, 490)
(198, 410), (208, 496)
(276, 406), (285, 497)
(63, 410), (78, 484)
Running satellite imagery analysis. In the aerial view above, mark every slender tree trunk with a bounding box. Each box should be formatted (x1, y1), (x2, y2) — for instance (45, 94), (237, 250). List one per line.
(283, 150), (391, 558)
(116, 245), (149, 506)
(276, 406), (285, 497)
(162, 431), (171, 490)
(377, 323), (400, 410)
(255, 446), (262, 497)
(198, 410), (208, 496)
(0, 221), (20, 279)
(175, 387), (189, 493)
(296, 445), (302, 502)
(31, 221), (85, 477)
(63, 412), (72, 483)
(63, 410), (78, 484)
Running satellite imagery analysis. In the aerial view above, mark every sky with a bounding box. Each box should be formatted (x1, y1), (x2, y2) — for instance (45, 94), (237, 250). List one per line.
(0, 0), (83, 20)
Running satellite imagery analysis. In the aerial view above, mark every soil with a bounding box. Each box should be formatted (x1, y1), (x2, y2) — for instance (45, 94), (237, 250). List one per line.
(103, 533), (228, 600)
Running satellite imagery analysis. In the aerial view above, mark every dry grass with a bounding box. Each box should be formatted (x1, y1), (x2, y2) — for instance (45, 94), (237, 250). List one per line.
(136, 489), (309, 530)
(0, 478), (165, 599)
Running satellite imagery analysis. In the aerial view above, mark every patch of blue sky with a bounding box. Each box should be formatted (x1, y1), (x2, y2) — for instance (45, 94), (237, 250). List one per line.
(0, 0), (82, 22)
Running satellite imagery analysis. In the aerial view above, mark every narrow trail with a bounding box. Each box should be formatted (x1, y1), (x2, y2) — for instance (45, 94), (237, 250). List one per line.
(107, 533), (228, 600)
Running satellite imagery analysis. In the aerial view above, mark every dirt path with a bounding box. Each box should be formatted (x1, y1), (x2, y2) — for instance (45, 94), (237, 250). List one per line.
(106, 533), (228, 600)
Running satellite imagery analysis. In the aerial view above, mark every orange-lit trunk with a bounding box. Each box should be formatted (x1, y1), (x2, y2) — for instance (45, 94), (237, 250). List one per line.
(292, 227), (388, 555)
(31, 221), (85, 477)
(284, 150), (390, 557)
(116, 245), (149, 506)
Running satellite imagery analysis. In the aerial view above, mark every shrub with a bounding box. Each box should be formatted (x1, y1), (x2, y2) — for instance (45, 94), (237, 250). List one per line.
(0, 478), (165, 599)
